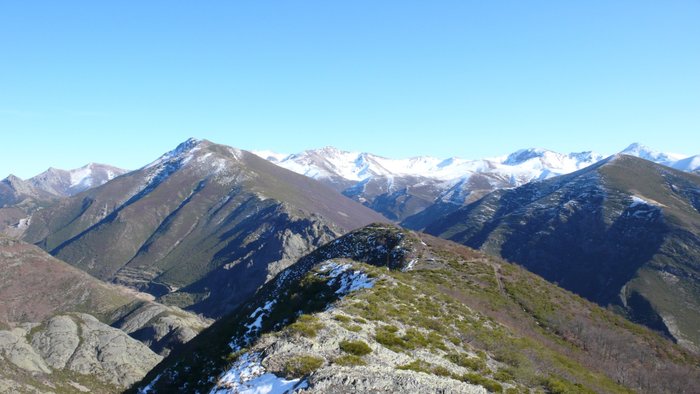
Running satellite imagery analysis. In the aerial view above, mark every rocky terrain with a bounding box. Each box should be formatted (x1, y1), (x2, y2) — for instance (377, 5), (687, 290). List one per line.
(415, 154), (700, 352)
(22, 139), (386, 318)
(0, 313), (161, 393)
(134, 224), (699, 393)
(0, 236), (209, 392)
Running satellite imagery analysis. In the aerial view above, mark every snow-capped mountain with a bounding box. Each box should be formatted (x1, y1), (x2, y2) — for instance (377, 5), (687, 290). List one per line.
(258, 146), (604, 184)
(253, 144), (698, 221)
(28, 163), (128, 197)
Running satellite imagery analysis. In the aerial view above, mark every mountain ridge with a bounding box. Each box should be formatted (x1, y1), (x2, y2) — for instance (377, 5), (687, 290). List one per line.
(23, 138), (386, 319)
(412, 154), (700, 352)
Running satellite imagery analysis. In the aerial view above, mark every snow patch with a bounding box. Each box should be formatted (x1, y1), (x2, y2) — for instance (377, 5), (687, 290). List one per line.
(230, 300), (276, 352)
(138, 373), (162, 394)
(630, 195), (652, 208)
(317, 262), (375, 296)
(402, 259), (417, 272)
(210, 352), (307, 394)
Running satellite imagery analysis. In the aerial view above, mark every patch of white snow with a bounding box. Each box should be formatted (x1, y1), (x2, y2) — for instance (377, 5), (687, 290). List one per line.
(210, 352), (307, 394)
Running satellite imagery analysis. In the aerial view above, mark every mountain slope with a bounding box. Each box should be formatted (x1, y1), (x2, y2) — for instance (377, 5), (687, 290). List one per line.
(23, 138), (386, 318)
(0, 236), (209, 392)
(418, 155), (700, 351)
(133, 224), (699, 394)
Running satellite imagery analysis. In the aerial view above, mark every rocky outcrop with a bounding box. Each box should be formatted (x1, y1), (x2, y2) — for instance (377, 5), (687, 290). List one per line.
(0, 313), (162, 390)
(113, 302), (210, 356)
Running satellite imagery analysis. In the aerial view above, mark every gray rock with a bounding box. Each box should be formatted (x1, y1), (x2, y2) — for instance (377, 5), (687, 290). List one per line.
(31, 315), (79, 369)
(0, 327), (50, 373)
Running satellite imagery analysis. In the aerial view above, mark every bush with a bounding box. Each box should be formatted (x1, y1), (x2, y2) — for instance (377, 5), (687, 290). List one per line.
(339, 340), (372, 356)
(375, 327), (408, 351)
(288, 315), (324, 338)
(283, 355), (324, 378)
(397, 360), (431, 374)
(542, 375), (596, 394)
(446, 353), (487, 372)
(462, 373), (503, 393)
(334, 355), (366, 366)
(333, 314), (351, 323)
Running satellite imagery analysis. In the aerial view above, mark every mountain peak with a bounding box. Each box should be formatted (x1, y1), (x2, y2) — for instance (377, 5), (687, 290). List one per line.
(503, 147), (551, 165)
(619, 143), (687, 165)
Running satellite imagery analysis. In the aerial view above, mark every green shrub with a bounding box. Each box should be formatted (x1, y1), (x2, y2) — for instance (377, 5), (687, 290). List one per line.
(288, 315), (324, 338)
(462, 373), (503, 393)
(493, 368), (515, 382)
(375, 327), (408, 351)
(283, 355), (324, 378)
(433, 366), (453, 377)
(446, 353), (487, 372)
(334, 355), (366, 366)
(542, 375), (596, 394)
(344, 324), (362, 332)
(397, 360), (431, 374)
(333, 314), (351, 323)
(339, 340), (372, 356)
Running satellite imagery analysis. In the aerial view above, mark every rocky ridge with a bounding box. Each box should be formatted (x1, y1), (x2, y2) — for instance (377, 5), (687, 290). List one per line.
(134, 224), (699, 394)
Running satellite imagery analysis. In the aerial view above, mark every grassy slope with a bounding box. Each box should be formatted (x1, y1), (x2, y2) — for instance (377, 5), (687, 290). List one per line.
(133, 225), (699, 393)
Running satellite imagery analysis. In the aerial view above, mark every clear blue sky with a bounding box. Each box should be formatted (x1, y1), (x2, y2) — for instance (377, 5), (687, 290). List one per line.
(1, 1), (698, 178)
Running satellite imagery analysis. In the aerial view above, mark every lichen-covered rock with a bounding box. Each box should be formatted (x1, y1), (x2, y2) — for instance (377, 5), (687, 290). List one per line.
(0, 326), (51, 374)
(0, 313), (162, 391)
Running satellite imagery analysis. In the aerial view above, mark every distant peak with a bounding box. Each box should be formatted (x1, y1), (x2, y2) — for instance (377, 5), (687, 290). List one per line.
(4, 174), (23, 182)
(621, 142), (653, 153)
(176, 137), (205, 151)
(503, 147), (550, 165)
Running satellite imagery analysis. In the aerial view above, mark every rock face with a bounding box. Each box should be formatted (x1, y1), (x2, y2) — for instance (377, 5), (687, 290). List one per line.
(0, 314), (161, 391)
(24, 138), (386, 318)
(134, 224), (699, 394)
(417, 155), (700, 352)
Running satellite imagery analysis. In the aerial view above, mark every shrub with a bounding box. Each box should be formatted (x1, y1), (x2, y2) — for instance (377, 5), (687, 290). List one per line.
(334, 355), (366, 366)
(433, 366), (453, 377)
(462, 373), (503, 393)
(333, 314), (351, 323)
(339, 340), (372, 356)
(542, 376), (596, 394)
(283, 355), (324, 378)
(397, 360), (431, 374)
(288, 315), (324, 338)
(446, 353), (487, 372)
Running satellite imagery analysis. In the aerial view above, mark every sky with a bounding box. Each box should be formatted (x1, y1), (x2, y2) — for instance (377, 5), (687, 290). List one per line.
(1, 1), (698, 178)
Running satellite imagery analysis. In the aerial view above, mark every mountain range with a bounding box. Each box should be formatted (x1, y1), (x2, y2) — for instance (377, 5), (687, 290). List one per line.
(0, 138), (698, 393)
(255, 143), (700, 220)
